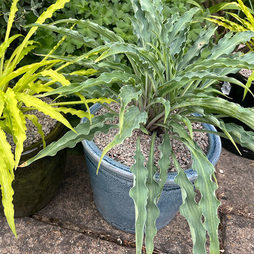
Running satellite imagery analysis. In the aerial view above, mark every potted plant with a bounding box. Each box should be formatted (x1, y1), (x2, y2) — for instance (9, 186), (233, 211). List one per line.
(25, 0), (254, 253)
(205, 0), (254, 158)
(0, 0), (109, 238)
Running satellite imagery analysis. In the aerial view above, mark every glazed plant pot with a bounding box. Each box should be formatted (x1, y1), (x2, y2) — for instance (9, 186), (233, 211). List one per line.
(221, 72), (254, 159)
(0, 122), (67, 217)
(81, 104), (222, 233)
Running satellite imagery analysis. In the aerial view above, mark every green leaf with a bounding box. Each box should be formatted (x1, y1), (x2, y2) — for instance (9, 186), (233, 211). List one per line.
(94, 42), (164, 81)
(191, 150), (220, 253)
(147, 98), (170, 124)
(15, 93), (75, 133)
(158, 132), (171, 195)
(173, 132), (220, 253)
(209, 2), (240, 14)
(40, 18), (124, 43)
(145, 132), (160, 254)
(173, 154), (206, 254)
(97, 106), (147, 173)
(129, 138), (148, 254)
(22, 113), (117, 167)
(177, 26), (216, 71)
(175, 97), (254, 131)
(210, 31), (254, 59)
(223, 123), (254, 152)
(26, 23), (100, 48)
(244, 70), (254, 99)
(40, 70), (137, 98)
(168, 7), (200, 44)
(118, 85), (142, 134)
(183, 56), (254, 75)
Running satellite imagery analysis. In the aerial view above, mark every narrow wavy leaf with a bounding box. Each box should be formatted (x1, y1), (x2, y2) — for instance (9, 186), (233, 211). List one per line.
(0, 129), (16, 237)
(40, 70), (137, 97)
(41, 69), (71, 86)
(25, 114), (46, 148)
(15, 93), (75, 132)
(145, 132), (160, 254)
(173, 154), (206, 254)
(11, 0), (70, 70)
(22, 113), (117, 167)
(26, 23), (99, 48)
(5, 88), (27, 169)
(129, 138), (148, 254)
(97, 106), (147, 173)
(0, 34), (22, 59)
(0, 60), (61, 87)
(157, 132), (171, 195)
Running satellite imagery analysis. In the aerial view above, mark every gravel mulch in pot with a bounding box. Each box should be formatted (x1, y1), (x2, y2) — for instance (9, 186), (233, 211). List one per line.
(93, 103), (209, 172)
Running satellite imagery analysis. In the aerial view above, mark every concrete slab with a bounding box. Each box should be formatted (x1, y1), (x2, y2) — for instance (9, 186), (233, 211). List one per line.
(0, 147), (253, 253)
(216, 148), (254, 218)
(36, 154), (194, 253)
(0, 217), (134, 253)
(222, 214), (254, 254)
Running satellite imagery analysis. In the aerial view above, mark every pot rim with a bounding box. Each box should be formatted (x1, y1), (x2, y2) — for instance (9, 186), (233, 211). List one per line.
(20, 121), (66, 163)
(81, 104), (222, 187)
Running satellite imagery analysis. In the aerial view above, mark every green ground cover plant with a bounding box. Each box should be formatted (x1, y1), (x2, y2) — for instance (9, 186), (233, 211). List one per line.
(1, 0), (209, 56)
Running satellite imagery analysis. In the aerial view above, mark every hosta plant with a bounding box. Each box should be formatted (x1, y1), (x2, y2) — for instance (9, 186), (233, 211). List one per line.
(24, 0), (254, 253)
(0, 0), (113, 237)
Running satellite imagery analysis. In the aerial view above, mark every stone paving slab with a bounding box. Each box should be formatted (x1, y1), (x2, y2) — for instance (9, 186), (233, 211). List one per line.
(0, 216), (134, 254)
(216, 148), (254, 253)
(222, 214), (254, 254)
(216, 148), (254, 218)
(36, 154), (194, 254)
(0, 147), (253, 253)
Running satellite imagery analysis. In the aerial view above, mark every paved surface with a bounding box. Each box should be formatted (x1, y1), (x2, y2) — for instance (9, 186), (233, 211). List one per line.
(0, 145), (253, 253)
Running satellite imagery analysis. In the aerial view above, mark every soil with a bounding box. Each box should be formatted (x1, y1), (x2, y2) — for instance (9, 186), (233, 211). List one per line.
(93, 103), (209, 171)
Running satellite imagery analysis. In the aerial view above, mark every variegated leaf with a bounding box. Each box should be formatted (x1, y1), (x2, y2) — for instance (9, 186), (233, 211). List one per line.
(0, 60), (61, 88)
(15, 93), (75, 132)
(129, 138), (148, 254)
(5, 88), (27, 169)
(0, 129), (16, 238)
(25, 114), (46, 148)
(22, 113), (117, 167)
(158, 132), (171, 195)
(173, 154), (207, 254)
(97, 106), (147, 173)
(145, 132), (160, 254)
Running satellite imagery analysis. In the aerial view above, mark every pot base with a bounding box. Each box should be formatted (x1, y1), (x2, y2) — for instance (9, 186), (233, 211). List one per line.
(0, 149), (66, 217)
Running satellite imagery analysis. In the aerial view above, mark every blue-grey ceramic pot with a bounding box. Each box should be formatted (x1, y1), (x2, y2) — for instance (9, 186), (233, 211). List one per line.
(81, 104), (222, 234)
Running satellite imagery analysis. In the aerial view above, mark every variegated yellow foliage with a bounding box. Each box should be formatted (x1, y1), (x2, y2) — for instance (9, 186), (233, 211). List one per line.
(0, 0), (111, 237)
(207, 0), (254, 51)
